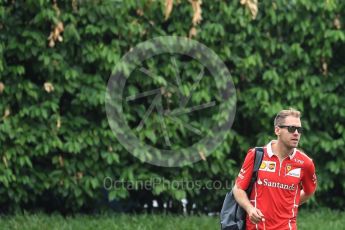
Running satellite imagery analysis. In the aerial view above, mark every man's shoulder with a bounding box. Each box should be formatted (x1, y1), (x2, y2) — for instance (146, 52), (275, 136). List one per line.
(295, 149), (314, 165)
(246, 146), (266, 156)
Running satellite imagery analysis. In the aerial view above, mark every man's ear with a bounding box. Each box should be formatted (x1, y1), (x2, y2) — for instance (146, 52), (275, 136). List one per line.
(274, 126), (280, 136)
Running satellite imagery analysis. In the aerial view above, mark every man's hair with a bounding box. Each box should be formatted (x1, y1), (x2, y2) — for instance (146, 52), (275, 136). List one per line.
(274, 108), (301, 126)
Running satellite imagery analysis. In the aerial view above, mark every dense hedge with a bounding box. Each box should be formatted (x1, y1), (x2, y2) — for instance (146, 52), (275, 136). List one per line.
(0, 0), (344, 213)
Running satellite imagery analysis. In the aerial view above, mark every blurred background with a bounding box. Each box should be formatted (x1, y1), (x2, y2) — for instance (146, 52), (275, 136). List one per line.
(0, 0), (344, 229)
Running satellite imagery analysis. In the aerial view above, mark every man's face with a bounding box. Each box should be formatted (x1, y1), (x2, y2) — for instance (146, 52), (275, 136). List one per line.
(275, 116), (302, 149)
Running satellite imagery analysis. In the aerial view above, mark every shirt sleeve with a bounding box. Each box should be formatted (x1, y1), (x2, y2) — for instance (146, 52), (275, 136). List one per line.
(301, 159), (317, 195)
(235, 148), (255, 190)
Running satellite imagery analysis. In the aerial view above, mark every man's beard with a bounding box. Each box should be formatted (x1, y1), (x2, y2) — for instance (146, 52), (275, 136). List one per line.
(282, 138), (298, 149)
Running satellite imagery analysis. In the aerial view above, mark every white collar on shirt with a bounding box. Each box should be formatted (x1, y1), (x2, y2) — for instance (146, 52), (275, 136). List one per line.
(266, 140), (296, 159)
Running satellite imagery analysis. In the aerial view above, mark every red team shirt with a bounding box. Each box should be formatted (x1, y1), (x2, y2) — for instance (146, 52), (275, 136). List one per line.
(236, 141), (317, 230)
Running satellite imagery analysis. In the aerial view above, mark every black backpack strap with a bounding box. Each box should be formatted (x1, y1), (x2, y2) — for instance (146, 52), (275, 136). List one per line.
(246, 147), (264, 195)
(253, 147), (264, 173)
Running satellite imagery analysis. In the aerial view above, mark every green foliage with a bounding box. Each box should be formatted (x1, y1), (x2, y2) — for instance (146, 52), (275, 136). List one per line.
(0, 0), (344, 213)
(0, 209), (344, 230)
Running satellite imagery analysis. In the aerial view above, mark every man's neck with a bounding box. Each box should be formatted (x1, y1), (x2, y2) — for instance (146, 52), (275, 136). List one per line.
(272, 140), (294, 160)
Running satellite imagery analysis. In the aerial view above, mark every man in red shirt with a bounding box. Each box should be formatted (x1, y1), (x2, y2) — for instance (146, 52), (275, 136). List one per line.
(233, 108), (317, 230)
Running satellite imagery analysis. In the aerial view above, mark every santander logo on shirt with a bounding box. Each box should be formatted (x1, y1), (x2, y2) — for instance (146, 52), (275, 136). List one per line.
(257, 178), (296, 191)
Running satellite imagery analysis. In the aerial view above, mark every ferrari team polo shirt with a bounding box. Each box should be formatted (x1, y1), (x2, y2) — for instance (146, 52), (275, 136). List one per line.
(236, 141), (317, 230)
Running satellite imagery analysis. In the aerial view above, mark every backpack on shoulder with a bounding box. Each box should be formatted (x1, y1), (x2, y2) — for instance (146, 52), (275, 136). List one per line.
(220, 147), (264, 230)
